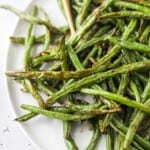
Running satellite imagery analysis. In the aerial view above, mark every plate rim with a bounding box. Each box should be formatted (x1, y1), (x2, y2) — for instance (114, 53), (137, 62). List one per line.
(5, 1), (41, 149)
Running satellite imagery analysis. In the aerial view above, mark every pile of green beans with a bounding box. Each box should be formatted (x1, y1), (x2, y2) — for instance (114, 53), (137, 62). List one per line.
(2, 0), (150, 149)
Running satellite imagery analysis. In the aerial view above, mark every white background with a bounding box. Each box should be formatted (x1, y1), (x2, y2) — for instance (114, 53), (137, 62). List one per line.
(0, 1), (35, 150)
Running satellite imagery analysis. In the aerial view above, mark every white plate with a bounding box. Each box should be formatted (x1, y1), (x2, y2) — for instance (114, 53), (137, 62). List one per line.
(6, 1), (106, 149)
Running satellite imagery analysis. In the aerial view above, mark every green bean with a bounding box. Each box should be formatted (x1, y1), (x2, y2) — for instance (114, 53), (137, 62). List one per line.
(10, 35), (45, 44)
(82, 24), (100, 40)
(32, 49), (60, 67)
(49, 106), (72, 113)
(109, 36), (150, 53)
(134, 51), (149, 62)
(21, 104), (94, 121)
(117, 74), (129, 95)
(114, 1), (150, 13)
(67, 103), (120, 115)
(32, 53), (60, 67)
(36, 80), (53, 95)
(85, 120), (100, 150)
(107, 77), (117, 93)
(106, 127), (114, 150)
(24, 6), (37, 69)
(130, 80), (141, 102)
(22, 7), (45, 109)
(16, 106), (73, 122)
(63, 120), (71, 138)
(116, 19), (125, 33)
(123, 111), (146, 149)
(133, 77), (144, 94)
(94, 25), (111, 37)
(100, 81), (108, 91)
(81, 88), (150, 114)
(10, 33), (64, 45)
(93, 45), (120, 69)
(99, 11), (150, 20)
(60, 37), (68, 71)
(76, 36), (107, 53)
(26, 6), (37, 40)
(39, 7), (51, 50)
(72, 5), (80, 15)
(63, 121), (78, 150)
(68, 102), (101, 109)
(142, 79), (150, 102)
(123, 84), (150, 148)
(117, 134), (124, 150)
(108, 55), (122, 69)
(126, 87), (135, 98)
(100, 0), (117, 11)
(67, 44), (83, 70)
(24, 36), (35, 70)
(0, 5), (63, 34)
(24, 80), (46, 108)
(15, 112), (38, 122)
(134, 72), (148, 83)
(99, 114), (113, 132)
(6, 70), (90, 80)
(138, 19), (145, 38)
(43, 27), (51, 51)
(76, 0), (91, 28)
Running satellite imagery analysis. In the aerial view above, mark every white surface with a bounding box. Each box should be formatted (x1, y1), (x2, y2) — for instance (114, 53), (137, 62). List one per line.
(0, 1), (35, 150)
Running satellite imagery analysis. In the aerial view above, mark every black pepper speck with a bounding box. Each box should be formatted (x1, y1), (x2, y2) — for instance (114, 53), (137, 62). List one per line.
(3, 127), (9, 133)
